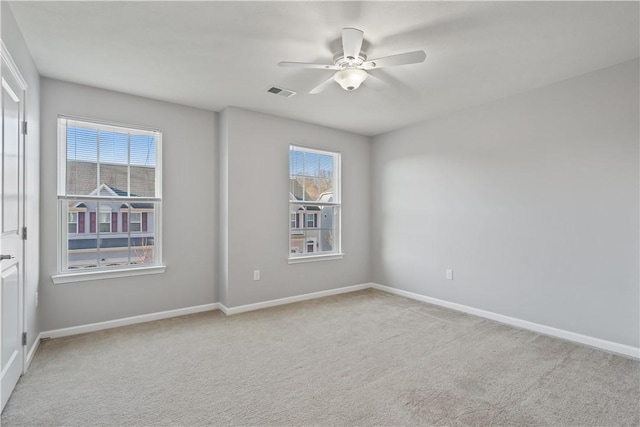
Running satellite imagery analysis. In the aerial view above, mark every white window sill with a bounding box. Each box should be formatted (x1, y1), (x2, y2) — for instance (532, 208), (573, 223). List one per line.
(52, 265), (166, 284)
(288, 253), (344, 264)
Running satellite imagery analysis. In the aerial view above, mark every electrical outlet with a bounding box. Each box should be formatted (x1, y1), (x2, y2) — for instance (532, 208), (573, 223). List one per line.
(446, 269), (453, 280)
(253, 270), (260, 281)
(35, 291), (38, 308)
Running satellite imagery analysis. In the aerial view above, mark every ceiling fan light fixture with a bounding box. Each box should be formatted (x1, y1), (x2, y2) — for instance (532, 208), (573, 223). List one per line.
(333, 68), (368, 91)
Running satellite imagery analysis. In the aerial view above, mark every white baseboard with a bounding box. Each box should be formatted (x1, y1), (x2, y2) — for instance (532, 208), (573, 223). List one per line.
(219, 283), (372, 315)
(39, 283), (371, 339)
(371, 283), (640, 359)
(33, 283), (638, 362)
(41, 303), (221, 339)
(25, 332), (42, 371)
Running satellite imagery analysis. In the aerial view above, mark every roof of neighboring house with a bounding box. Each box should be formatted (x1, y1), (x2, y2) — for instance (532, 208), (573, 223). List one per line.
(66, 160), (155, 197)
(290, 178), (333, 202)
(290, 194), (321, 211)
(67, 160), (155, 210)
(129, 203), (154, 209)
(290, 178), (306, 201)
(110, 187), (128, 197)
(105, 185), (154, 209)
(290, 179), (333, 211)
(317, 192), (333, 203)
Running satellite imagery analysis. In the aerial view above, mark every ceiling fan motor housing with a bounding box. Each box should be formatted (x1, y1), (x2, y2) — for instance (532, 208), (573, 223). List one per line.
(333, 51), (367, 68)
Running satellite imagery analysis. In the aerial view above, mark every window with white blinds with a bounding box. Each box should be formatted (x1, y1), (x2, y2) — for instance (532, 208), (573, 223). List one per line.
(289, 145), (342, 261)
(56, 117), (163, 277)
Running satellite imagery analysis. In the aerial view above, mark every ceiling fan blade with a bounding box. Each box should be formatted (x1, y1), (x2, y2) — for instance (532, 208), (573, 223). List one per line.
(361, 50), (426, 70)
(342, 28), (364, 61)
(363, 72), (386, 92)
(309, 75), (336, 94)
(278, 61), (340, 70)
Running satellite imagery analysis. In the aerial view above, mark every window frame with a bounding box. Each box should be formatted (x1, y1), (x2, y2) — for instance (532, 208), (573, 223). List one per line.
(288, 145), (343, 263)
(53, 116), (165, 284)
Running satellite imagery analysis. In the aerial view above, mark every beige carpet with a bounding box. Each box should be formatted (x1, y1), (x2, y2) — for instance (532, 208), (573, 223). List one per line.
(2, 289), (638, 426)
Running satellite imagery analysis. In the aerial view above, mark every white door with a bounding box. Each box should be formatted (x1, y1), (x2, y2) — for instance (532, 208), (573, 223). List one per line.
(0, 50), (25, 412)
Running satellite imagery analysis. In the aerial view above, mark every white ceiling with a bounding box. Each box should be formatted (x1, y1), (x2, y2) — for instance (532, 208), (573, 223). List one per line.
(9, 1), (639, 136)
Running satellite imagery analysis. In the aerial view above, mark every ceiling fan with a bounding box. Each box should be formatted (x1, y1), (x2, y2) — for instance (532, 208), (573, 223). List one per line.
(278, 28), (426, 94)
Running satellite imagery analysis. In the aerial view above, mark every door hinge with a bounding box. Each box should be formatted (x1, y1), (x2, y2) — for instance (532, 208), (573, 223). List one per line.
(22, 226), (27, 240)
(21, 121), (28, 135)
(22, 332), (27, 346)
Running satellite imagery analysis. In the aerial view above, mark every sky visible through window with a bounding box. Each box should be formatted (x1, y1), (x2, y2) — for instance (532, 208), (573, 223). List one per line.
(289, 149), (333, 178)
(67, 127), (156, 167)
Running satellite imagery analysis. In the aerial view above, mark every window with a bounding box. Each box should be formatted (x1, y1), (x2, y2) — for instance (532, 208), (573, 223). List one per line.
(130, 212), (142, 232)
(68, 212), (78, 234)
(54, 117), (163, 282)
(289, 145), (341, 261)
(306, 213), (317, 228)
(99, 212), (111, 233)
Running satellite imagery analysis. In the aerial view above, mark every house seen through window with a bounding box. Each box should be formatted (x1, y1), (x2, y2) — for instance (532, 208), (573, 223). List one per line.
(57, 117), (162, 273)
(289, 145), (341, 259)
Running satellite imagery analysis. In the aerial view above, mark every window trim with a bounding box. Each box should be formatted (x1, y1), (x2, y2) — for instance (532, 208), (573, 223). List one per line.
(288, 253), (344, 264)
(288, 145), (342, 261)
(55, 116), (164, 283)
(52, 265), (166, 285)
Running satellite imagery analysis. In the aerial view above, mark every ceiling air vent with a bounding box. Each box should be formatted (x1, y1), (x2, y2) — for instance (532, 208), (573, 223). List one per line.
(267, 86), (297, 98)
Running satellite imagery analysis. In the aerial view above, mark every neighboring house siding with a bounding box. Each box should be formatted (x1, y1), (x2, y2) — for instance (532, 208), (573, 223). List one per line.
(320, 206), (333, 251)
(67, 184), (156, 268)
(68, 237), (155, 250)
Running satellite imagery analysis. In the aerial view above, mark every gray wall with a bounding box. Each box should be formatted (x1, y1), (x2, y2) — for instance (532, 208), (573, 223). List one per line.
(372, 60), (639, 347)
(2, 3), (41, 350)
(40, 78), (217, 330)
(220, 107), (371, 307)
